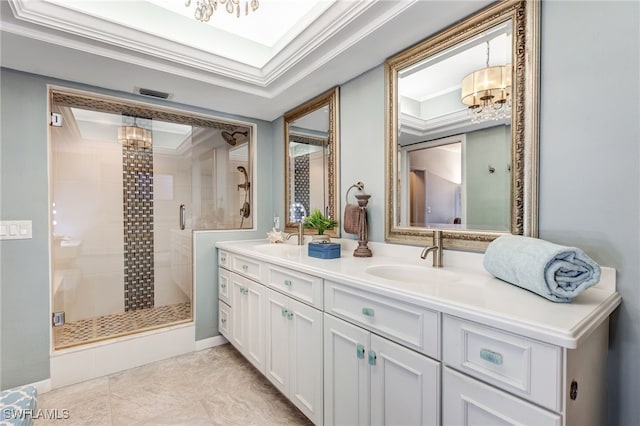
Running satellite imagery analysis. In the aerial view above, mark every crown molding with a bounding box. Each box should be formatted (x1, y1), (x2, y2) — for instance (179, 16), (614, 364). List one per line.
(6, 0), (414, 98)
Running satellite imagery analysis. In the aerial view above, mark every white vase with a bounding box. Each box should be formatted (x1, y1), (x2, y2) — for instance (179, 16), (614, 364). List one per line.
(312, 234), (331, 243)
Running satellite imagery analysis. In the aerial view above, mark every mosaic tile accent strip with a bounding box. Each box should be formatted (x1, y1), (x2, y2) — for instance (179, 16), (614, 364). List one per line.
(123, 144), (155, 311)
(53, 303), (191, 349)
(294, 154), (310, 220)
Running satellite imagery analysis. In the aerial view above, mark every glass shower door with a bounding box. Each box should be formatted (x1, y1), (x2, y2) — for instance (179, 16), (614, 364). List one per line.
(50, 105), (194, 349)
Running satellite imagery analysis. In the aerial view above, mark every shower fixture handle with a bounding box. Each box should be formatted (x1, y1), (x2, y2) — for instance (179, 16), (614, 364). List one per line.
(179, 203), (186, 230)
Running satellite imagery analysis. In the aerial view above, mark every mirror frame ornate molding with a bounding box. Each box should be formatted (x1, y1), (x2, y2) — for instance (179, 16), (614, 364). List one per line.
(384, 0), (539, 251)
(284, 87), (340, 236)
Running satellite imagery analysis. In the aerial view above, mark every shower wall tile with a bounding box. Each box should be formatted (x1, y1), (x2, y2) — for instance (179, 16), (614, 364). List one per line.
(123, 144), (155, 311)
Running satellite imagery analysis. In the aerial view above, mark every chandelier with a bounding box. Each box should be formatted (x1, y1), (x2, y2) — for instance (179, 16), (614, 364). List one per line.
(118, 118), (152, 149)
(461, 41), (511, 123)
(185, 0), (260, 22)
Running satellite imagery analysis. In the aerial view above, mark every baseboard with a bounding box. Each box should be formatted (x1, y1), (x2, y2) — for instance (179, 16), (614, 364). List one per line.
(27, 378), (52, 395)
(195, 335), (228, 351)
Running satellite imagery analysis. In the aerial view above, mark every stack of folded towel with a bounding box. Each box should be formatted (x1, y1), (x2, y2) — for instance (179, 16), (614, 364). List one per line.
(483, 235), (601, 303)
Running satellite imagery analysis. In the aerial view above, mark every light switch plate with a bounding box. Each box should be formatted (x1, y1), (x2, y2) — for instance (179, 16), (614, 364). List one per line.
(0, 220), (33, 240)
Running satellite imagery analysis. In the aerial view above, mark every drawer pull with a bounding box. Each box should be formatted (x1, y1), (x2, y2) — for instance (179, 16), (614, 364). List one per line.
(281, 307), (288, 317)
(480, 348), (503, 365)
(242, 264), (248, 272)
(240, 287), (248, 295)
(221, 318), (226, 324)
(287, 311), (294, 320)
(220, 283), (227, 289)
(220, 256), (226, 263)
(368, 350), (377, 366)
(357, 343), (365, 360)
(361, 308), (375, 317)
(284, 279), (292, 287)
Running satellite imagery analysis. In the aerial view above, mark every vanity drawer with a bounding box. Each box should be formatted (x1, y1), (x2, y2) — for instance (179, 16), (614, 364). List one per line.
(218, 267), (231, 305)
(219, 301), (231, 338)
(265, 264), (323, 309)
(443, 367), (561, 426)
(231, 253), (263, 282)
(218, 250), (230, 269)
(324, 281), (439, 359)
(442, 315), (562, 411)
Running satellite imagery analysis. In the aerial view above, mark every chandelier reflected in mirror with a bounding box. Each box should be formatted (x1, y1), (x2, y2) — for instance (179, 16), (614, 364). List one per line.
(185, 0), (260, 22)
(461, 41), (512, 123)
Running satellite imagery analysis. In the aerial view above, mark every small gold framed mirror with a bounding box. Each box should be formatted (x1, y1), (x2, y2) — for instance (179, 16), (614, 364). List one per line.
(284, 87), (340, 236)
(385, 0), (540, 251)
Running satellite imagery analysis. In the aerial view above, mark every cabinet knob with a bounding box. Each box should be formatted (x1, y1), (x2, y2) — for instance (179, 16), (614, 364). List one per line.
(284, 279), (292, 287)
(362, 307), (375, 317)
(221, 283), (227, 289)
(240, 287), (248, 295)
(221, 318), (226, 324)
(356, 343), (365, 359)
(480, 348), (503, 365)
(242, 264), (248, 272)
(221, 256), (226, 262)
(368, 350), (377, 366)
(281, 307), (288, 317)
(287, 311), (294, 320)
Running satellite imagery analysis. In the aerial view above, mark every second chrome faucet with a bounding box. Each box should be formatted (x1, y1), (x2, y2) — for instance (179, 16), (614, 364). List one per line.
(420, 229), (443, 267)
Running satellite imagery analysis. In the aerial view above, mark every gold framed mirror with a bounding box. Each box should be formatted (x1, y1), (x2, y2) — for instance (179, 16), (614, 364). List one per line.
(284, 87), (340, 236)
(385, 0), (539, 251)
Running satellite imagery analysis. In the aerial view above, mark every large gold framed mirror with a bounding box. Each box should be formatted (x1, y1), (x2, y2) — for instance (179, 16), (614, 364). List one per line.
(385, 0), (539, 251)
(284, 87), (340, 236)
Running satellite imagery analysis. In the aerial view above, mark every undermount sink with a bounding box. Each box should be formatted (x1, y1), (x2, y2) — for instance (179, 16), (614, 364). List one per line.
(252, 243), (303, 257)
(364, 264), (456, 285)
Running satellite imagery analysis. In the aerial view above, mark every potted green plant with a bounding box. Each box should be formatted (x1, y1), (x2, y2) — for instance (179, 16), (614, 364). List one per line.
(303, 209), (338, 242)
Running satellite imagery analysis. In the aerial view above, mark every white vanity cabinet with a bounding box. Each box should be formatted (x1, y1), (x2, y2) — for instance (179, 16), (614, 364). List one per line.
(216, 240), (620, 426)
(324, 313), (440, 426)
(265, 288), (324, 425)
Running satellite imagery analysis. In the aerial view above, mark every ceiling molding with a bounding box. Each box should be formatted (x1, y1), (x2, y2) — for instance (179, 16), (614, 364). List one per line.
(6, 0), (415, 98)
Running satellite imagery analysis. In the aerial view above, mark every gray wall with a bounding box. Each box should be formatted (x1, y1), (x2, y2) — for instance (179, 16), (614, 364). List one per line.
(0, 68), (275, 388)
(539, 2), (639, 424)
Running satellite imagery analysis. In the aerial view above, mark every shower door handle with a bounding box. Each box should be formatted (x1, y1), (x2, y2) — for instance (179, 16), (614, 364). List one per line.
(179, 204), (186, 230)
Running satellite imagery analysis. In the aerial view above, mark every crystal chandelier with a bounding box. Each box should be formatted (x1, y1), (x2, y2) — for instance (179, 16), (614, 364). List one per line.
(118, 117), (152, 148)
(185, 0), (260, 22)
(461, 41), (512, 123)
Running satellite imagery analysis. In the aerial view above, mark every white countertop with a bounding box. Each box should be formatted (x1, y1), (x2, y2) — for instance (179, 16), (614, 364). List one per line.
(215, 238), (621, 349)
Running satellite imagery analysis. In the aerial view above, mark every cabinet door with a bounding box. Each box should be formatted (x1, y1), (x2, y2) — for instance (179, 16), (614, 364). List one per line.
(442, 368), (561, 426)
(370, 334), (440, 426)
(289, 298), (323, 425)
(324, 314), (370, 426)
(230, 273), (248, 353)
(265, 289), (290, 395)
(245, 279), (265, 373)
(218, 301), (231, 339)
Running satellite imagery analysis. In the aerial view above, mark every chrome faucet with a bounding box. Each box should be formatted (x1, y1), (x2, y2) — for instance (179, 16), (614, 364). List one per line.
(286, 221), (305, 246)
(420, 230), (443, 267)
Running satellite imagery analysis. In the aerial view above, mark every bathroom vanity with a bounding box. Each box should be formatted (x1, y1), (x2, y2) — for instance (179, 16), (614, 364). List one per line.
(216, 240), (620, 426)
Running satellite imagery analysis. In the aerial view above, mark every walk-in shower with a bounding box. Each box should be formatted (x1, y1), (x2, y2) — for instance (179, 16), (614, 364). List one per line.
(49, 89), (253, 349)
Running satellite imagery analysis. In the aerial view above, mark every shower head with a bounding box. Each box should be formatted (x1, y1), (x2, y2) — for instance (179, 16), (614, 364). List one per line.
(221, 130), (248, 146)
(237, 166), (248, 178)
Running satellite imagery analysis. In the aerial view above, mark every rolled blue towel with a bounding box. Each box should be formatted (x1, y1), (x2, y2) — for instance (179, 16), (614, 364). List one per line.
(483, 235), (601, 303)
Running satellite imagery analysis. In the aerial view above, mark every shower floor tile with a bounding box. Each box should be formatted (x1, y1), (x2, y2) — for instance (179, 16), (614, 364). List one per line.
(53, 302), (191, 349)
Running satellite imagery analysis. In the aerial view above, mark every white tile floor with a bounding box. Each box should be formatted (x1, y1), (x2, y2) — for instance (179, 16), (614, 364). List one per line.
(35, 344), (312, 425)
